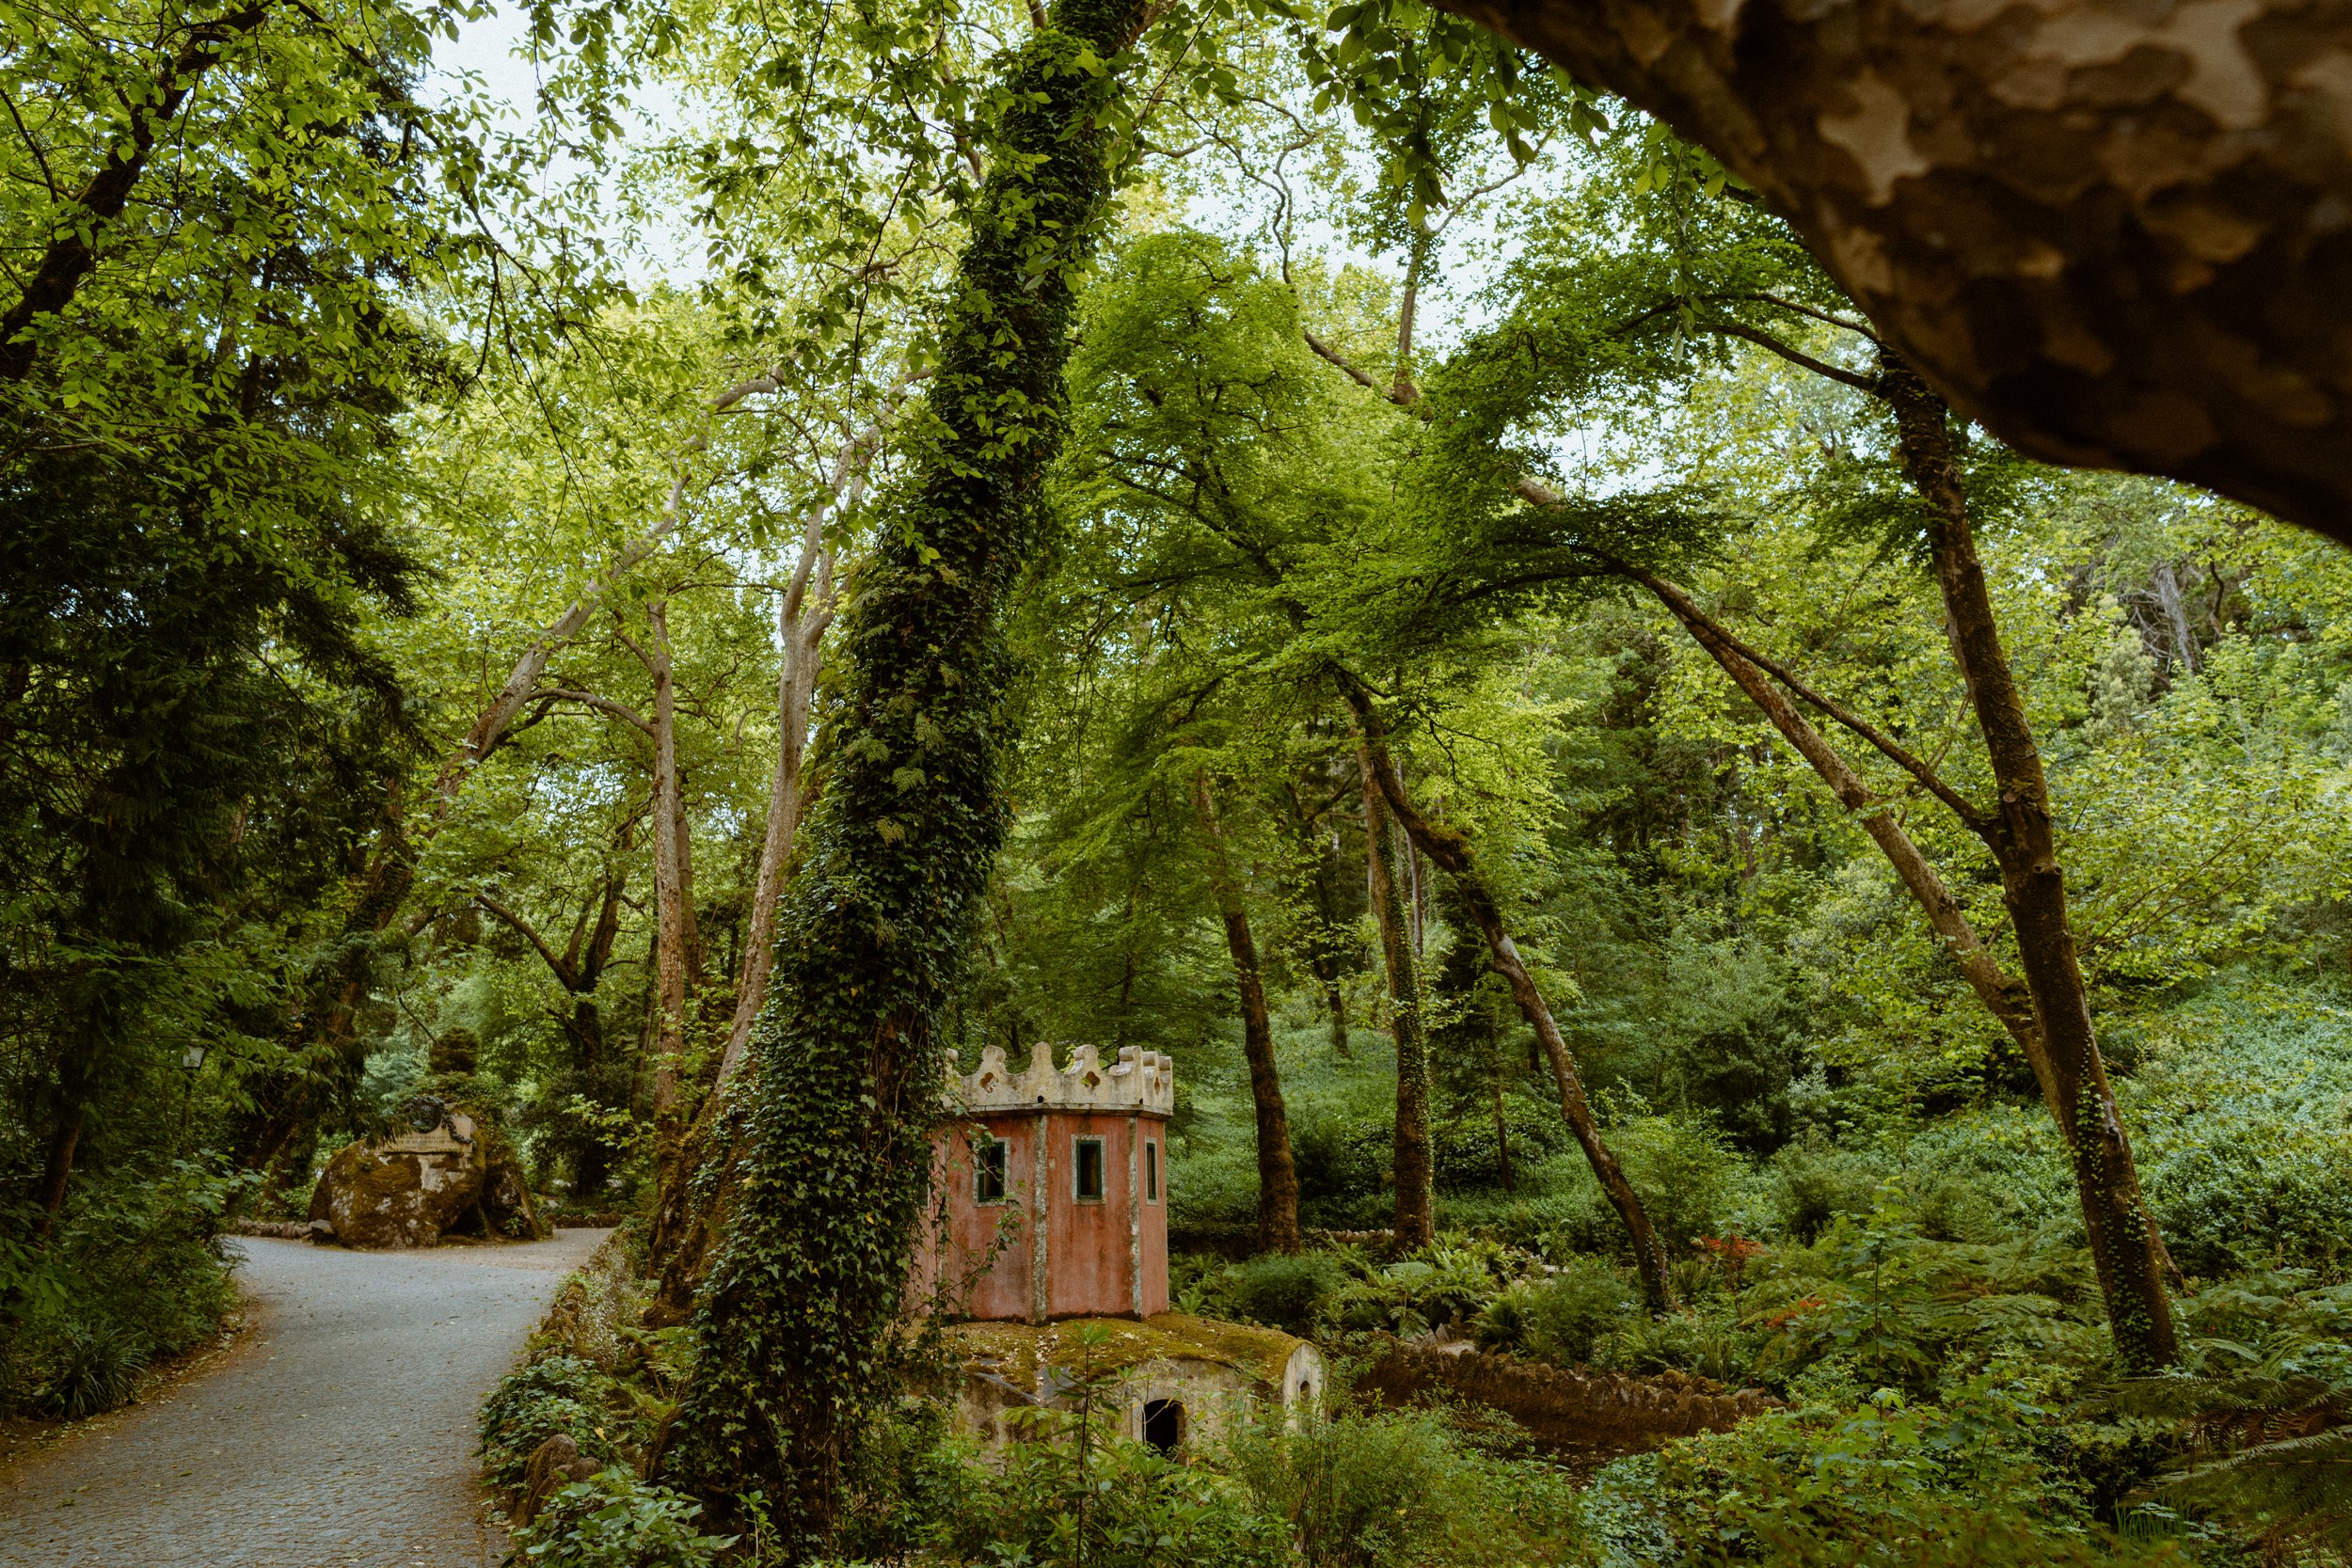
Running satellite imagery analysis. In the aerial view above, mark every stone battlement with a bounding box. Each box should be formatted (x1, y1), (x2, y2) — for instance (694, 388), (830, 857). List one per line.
(946, 1042), (1174, 1117)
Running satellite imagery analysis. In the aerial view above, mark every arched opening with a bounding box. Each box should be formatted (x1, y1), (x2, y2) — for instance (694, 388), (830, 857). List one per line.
(1140, 1397), (1184, 1456)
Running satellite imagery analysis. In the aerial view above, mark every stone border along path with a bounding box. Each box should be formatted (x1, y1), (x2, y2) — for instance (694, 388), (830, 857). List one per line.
(0, 1228), (611, 1568)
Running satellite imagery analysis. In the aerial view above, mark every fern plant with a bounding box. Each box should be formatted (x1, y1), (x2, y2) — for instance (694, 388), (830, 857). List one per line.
(2104, 1276), (2352, 1553)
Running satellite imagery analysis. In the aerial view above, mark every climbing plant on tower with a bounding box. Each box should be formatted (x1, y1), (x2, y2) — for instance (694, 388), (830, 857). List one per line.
(660, 0), (1158, 1543)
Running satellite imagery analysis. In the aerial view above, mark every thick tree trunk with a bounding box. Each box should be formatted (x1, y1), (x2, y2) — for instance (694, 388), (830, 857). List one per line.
(1192, 774), (1303, 1255)
(1427, 0), (2352, 542)
(665, 0), (1150, 1537)
(1343, 683), (1675, 1309)
(1359, 742), (1436, 1251)
(1879, 357), (2179, 1370)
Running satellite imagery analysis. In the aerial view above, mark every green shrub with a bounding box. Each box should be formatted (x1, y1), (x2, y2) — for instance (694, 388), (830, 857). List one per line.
(1331, 1241), (1513, 1336)
(509, 1467), (734, 1568)
(39, 1320), (148, 1419)
(1583, 1381), (2181, 1567)
(478, 1354), (628, 1493)
(1222, 1251), (1349, 1335)
(0, 1164), (244, 1418)
(942, 1387), (1289, 1568)
(1478, 1258), (1643, 1365)
(1222, 1404), (1581, 1568)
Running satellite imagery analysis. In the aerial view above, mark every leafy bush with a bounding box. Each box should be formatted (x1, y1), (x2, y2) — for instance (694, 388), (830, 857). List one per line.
(1330, 1241), (1514, 1336)
(1222, 1404), (1581, 1568)
(0, 1164), (244, 1418)
(1583, 1381), (2183, 1567)
(1733, 1186), (2104, 1396)
(1222, 1251), (1349, 1335)
(509, 1467), (734, 1568)
(1477, 1258), (1644, 1365)
(478, 1354), (628, 1493)
(1429, 1092), (1567, 1193)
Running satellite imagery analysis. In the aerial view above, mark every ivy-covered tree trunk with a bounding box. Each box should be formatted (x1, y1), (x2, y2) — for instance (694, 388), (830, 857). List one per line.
(660, 0), (1148, 1541)
(1192, 773), (1303, 1255)
(1359, 741), (1436, 1250)
(1879, 356), (2179, 1371)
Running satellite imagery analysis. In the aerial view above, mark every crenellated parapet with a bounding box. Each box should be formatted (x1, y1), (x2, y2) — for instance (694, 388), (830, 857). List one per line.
(944, 1041), (1174, 1117)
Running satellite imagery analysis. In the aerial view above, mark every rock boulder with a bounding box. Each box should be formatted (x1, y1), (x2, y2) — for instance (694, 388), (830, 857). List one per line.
(307, 1101), (545, 1248)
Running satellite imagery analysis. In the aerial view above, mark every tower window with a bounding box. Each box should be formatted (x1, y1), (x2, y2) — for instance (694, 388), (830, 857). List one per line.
(1073, 1136), (1105, 1201)
(975, 1137), (1009, 1204)
(1144, 1139), (1159, 1203)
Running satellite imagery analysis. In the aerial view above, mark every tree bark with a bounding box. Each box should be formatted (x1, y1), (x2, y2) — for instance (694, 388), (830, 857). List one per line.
(716, 463), (860, 1090)
(643, 601), (690, 1130)
(1283, 781), (1356, 1058)
(32, 1105), (86, 1238)
(1343, 682), (1676, 1309)
(1427, 0), (2352, 543)
(1624, 565), (2056, 1104)
(1192, 773), (1303, 1255)
(1878, 356), (2179, 1370)
(1359, 741), (1436, 1251)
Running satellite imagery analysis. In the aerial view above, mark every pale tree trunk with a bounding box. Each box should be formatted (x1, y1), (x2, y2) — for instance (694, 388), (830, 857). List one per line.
(649, 423), (890, 1311)
(715, 455), (872, 1091)
(1359, 742), (1436, 1252)
(246, 363), (810, 1176)
(1192, 773), (1303, 1255)
(1344, 683), (1676, 1309)
(1427, 0), (2352, 542)
(642, 600), (690, 1131)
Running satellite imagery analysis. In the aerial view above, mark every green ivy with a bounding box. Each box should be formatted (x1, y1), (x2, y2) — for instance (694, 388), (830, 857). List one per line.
(660, 0), (1150, 1545)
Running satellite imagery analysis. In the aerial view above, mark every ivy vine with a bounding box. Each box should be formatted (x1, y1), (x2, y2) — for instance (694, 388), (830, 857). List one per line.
(660, 0), (1152, 1545)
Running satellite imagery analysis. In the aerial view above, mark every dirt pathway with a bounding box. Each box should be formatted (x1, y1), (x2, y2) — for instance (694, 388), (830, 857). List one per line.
(0, 1229), (609, 1568)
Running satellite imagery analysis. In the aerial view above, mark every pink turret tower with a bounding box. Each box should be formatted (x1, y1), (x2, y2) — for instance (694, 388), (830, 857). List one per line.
(914, 1043), (1173, 1323)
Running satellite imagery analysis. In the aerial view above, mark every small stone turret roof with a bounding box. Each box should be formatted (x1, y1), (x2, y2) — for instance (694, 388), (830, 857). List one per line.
(946, 1042), (1174, 1116)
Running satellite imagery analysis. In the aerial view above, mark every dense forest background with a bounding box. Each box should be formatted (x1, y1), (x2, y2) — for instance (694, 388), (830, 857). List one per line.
(5, 0), (2350, 1562)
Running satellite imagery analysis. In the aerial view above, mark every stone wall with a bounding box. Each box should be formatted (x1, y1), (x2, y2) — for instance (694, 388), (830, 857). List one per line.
(1355, 1343), (1777, 1456)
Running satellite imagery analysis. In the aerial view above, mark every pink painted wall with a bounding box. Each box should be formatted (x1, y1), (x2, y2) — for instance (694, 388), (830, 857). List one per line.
(914, 1107), (1169, 1322)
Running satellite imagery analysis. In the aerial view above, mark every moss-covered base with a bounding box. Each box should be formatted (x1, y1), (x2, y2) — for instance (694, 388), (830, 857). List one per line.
(943, 1313), (1324, 1449)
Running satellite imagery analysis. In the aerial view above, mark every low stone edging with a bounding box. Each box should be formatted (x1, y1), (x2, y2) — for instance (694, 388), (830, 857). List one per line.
(1356, 1341), (1778, 1454)
(229, 1218), (318, 1240)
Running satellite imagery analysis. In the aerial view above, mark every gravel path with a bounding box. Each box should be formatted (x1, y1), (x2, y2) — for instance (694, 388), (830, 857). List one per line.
(0, 1229), (611, 1568)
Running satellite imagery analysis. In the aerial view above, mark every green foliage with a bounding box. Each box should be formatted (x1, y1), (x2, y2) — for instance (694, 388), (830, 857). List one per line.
(1585, 1382), (2179, 1567)
(1476, 1257), (1644, 1364)
(1222, 1405), (1581, 1568)
(1329, 1240), (1514, 1336)
(1539, 1113), (1756, 1261)
(478, 1354), (632, 1494)
(2103, 1274), (2352, 1554)
(1219, 1251), (1352, 1335)
(510, 1467), (736, 1568)
(0, 1164), (245, 1418)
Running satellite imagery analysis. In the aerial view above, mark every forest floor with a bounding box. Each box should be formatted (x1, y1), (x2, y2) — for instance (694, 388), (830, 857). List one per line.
(0, 1228), (607, 1568)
